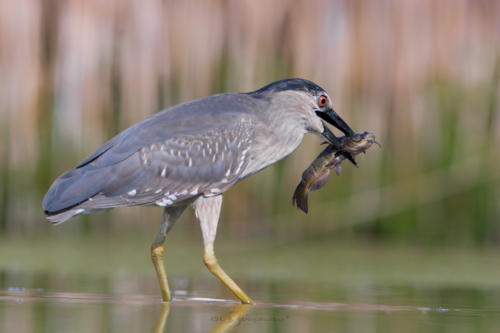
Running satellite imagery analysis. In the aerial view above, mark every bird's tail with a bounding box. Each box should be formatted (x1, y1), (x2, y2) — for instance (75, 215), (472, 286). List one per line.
(45, 209), (77, 225)
(42, 166), (108, 225)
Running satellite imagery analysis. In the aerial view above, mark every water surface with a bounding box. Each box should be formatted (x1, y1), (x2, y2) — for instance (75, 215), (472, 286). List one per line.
(1, 237), (500, 332)
(1, 272), (500, 332)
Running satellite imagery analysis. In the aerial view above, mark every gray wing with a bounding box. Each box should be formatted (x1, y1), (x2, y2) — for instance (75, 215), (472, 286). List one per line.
(43, 116), (256, 217)
(77, 93), (263, 168)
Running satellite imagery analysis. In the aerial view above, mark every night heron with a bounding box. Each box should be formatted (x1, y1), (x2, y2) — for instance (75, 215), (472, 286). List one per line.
(43, 78), (355, 304)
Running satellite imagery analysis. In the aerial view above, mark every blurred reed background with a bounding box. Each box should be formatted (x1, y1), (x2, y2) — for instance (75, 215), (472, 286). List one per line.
(0, 0), (499, 246)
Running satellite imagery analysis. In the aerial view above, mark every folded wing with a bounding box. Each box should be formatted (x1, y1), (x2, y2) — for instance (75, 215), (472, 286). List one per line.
(43, 114), (256, 224)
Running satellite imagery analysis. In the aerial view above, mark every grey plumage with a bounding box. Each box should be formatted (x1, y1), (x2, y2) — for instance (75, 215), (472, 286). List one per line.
(43, 96), (258, 223)
(43, 78), (351, 224)
(42, 78), (357, 304)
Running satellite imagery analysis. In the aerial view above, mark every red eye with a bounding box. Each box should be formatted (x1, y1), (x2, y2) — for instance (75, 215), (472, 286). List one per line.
(318, 96), (327, 107)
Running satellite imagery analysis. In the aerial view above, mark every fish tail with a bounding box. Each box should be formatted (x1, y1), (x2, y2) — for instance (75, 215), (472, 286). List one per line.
(292, 181), (309, 214)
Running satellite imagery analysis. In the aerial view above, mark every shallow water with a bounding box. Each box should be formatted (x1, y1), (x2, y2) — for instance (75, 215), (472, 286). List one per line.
(2, 236), (500, 332)
(1, 273), (500, 333)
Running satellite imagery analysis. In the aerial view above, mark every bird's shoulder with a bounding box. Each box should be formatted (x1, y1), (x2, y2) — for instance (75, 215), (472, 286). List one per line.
(78, 93), (263, 168)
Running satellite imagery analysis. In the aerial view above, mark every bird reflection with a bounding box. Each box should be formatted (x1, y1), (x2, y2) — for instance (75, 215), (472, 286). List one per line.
(153, 302), (252, 333)
(207, 304), (252, 333)
(153, 303), (171, 333)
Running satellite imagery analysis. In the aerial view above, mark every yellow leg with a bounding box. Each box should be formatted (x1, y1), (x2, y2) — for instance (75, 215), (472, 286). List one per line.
(194, 195), (254, 304)
(151, 241), (170, 302)
(151, 205), (187, 302)
(204, 242), (254, 304)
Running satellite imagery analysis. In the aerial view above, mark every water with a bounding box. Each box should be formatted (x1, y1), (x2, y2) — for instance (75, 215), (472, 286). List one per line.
(1, 273), (499, 333)
(2, 236), (500, 332)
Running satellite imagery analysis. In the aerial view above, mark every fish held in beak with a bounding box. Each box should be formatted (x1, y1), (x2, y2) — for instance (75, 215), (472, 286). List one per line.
(292, 132), (379, 214)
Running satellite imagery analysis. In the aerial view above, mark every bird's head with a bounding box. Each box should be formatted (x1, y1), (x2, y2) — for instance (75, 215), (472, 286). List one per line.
(249, 78), (355, 148)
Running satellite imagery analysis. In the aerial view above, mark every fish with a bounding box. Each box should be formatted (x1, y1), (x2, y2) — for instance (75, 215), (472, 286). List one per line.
(292, 132), (379, 214)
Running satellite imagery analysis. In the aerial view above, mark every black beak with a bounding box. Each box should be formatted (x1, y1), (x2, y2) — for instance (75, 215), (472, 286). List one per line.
(316, 109), (355, 137)
(321, 122), (342, 149)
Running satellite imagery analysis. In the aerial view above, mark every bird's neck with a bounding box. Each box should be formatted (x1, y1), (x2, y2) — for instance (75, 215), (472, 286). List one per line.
(241, 110), (307, 178)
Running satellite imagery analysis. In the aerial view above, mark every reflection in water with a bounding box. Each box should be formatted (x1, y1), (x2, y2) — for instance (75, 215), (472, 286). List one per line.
(1, 269), (500, 333)
(207, 304), (251, 333)
(152, 301), (252, 333)
(153, 303), (170, 333)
